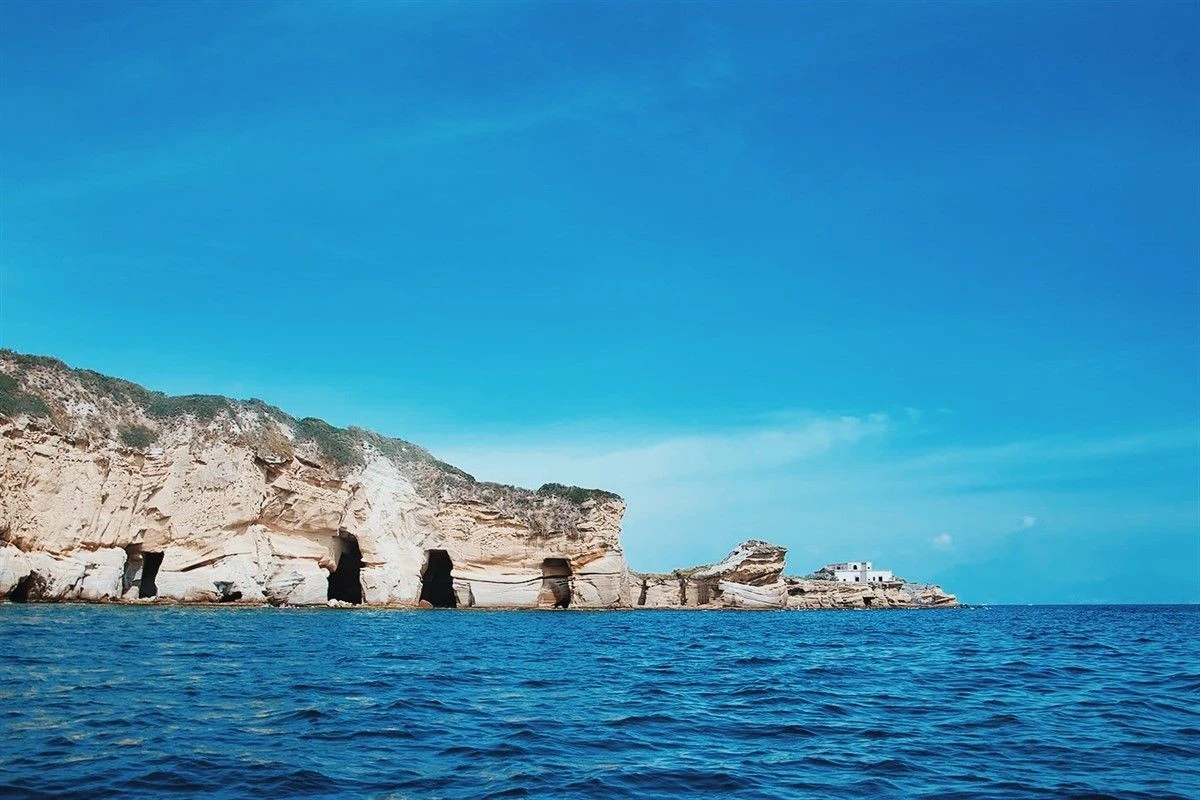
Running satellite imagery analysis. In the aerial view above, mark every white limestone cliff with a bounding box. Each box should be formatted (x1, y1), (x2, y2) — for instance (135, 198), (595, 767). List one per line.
(0, 352), (628, 608)
(0, 350), (957, 610)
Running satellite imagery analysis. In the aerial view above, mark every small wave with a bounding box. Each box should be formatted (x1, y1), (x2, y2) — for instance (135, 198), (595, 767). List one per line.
(605, 713), (677, 728)
(1120, 740), (1200, 758)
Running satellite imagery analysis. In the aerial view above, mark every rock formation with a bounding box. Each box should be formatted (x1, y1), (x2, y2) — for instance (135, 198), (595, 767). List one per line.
(0, 350), (957, 610)
(0, 351), (628, 607)
(629, 539), (790, 609)
(784, 577), (957, 609)
(627, 540), (957, 610)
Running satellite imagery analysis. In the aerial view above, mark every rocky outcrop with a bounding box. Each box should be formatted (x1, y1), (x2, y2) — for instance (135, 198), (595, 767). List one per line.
(0, 350), (958, 610)
(784, 577), (957, 609)
(628, 540), (790, 609)
(627, 542), (958, 610)
(0, 351), (628, 608)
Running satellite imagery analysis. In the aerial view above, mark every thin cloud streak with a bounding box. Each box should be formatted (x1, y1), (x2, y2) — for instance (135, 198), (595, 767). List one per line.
(436, 412), (889, 490)
(431, 413), (1197, 574)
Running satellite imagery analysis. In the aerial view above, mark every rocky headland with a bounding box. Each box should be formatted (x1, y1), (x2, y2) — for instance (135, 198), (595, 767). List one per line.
(0, 351), (956, 610)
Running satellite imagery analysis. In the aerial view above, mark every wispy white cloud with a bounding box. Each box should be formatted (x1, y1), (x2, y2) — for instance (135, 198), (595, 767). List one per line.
(437, 412), (889, 489)
(429, 412), (1197, 576)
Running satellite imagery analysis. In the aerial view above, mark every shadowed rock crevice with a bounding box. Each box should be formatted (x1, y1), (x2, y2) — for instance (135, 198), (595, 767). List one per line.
(539, 558), (572, 608)
(6, 572), (42, 602)
(139, 552), (164, 598)
(327, 535), (364, 604)
(123, 545), (143, 596)
(419, 550), (456, 608)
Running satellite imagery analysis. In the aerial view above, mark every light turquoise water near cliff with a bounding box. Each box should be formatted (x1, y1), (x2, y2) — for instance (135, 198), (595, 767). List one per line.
(1, 604), (1197, 799)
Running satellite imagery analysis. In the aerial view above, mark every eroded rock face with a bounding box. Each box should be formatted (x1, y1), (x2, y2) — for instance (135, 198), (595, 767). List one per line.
(627, 540), (958, 610)
(0, 352), (958, 611)
(628, 539), (790, 609)
(0, 353), (629, 608)
(783, 577), (958, 609)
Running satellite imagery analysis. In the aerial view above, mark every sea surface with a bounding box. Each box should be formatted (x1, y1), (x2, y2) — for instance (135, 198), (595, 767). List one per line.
(1, 604), (1197, 799)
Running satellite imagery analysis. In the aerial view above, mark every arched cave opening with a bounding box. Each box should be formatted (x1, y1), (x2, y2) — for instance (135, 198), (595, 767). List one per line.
(419, 550), (457, 608)
(327, 535), (365, 605)
(540, 558), (573, 609)
(139, 552), (164, 599)
(6, 572), (40, 603)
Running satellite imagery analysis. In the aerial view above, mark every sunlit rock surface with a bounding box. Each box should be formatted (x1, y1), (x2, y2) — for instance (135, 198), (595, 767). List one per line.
(784, 577), (958, 609)
(0, 351), (628, 608)
(1, 350), (955, 610)
(628, 540), (790, 609)
(628, 540), (958, 610)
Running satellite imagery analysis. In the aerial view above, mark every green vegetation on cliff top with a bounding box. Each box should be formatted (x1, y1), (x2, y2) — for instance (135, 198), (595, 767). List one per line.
(536, 483), (621, 503)
(0, 349), (616, 501)
(0, 373), (50, 419)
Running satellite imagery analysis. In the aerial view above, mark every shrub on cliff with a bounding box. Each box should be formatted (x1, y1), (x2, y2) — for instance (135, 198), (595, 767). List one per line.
(118, 424), (158, 449)
(73, 369), (154, 409)
(0, 373), (50, 419)
(145, 393), (231, 421)
(294, 417), (364, 468)
(536, 483), (621, 504)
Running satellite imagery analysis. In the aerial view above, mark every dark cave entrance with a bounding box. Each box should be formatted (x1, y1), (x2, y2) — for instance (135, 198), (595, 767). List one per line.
(123, 545), (164, 598)
(139, 551), (164, 598)
(327, 535), (365, 605)
(419, 550), (457, 608)
(540, 558), (573, 609)
(6, 573), (39, 603)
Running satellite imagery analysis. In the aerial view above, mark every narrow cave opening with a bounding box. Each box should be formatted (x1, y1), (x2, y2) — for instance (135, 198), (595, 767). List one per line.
(327, 536), (365, 605)
(6, 573), (38, 603)
(419, 550), (457, 608)
(139, 552), (164, 599)
(693, 581), (711, 606)
(540, 558), (573, 609)
(122, 545), (144, 596)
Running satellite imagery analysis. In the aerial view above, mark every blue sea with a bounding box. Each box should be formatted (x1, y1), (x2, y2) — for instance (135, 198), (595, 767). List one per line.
(1, 605), (1197, 799)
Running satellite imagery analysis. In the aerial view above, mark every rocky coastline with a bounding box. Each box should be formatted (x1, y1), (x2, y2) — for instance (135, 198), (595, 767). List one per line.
(0, 350), (956, 610)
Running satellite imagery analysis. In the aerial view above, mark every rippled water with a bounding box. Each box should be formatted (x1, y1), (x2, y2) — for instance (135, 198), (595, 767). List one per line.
(1, 605), (1197, 799)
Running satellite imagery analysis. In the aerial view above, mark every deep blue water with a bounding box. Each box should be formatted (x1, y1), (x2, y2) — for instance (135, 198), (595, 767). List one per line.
(1, 605), (1197, 800)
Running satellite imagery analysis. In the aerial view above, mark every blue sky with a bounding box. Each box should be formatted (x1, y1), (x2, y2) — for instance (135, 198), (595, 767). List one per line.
(1, 1), (1197, 603)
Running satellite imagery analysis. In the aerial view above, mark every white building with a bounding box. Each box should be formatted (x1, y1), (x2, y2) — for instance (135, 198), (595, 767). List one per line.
(824, 561), (895, 584)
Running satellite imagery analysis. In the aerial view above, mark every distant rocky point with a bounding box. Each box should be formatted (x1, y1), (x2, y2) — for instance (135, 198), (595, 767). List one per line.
(632, 540), (956, 610)
(0, 350), (955, 610)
